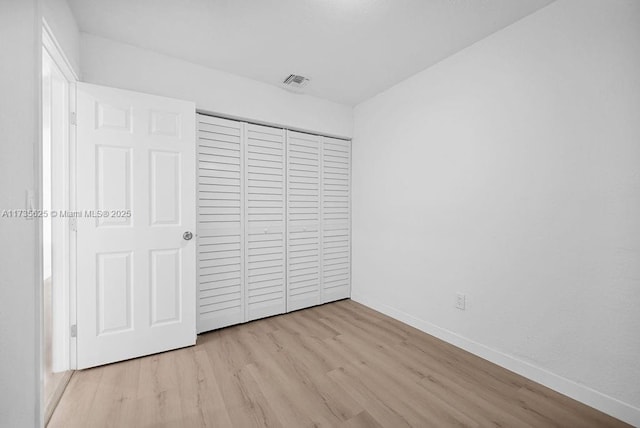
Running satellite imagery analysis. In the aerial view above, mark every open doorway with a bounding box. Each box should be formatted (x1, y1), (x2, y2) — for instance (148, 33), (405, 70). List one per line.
(42, 22), (76, 422)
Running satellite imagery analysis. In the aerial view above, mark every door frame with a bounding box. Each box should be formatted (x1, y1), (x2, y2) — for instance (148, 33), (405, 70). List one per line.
(42, 18), (78, 374)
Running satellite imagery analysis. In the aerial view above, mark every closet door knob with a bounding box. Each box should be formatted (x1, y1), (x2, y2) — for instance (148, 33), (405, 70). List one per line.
(183, 231), (193, 241)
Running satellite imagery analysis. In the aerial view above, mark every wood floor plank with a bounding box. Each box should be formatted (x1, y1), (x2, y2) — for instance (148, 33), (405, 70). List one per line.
(174, 346), (233, 428)
(325, 334), (480, 427)
(83, 358), (140, 428)
(327, 365), (416, 427)
(203, 331), (282, 428)
(48, 367), (102, 428)
(339, 410), (385, 428)
(50, 300), (631, 428)
(243, 327), (363, 422)
(236, 326), (353, 426)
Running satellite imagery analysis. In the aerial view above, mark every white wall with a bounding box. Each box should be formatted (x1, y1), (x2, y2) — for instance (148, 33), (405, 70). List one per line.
(43, 0), (80, 77)
(352, 0), (640, 424)
(0, 0), (41, 426)
(80, 34), (353, 138)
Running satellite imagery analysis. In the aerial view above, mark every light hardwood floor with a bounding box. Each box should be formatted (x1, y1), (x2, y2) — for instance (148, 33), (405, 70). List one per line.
(49, 300), (629, 427)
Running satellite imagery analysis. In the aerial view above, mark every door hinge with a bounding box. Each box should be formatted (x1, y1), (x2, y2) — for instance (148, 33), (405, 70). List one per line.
(70, 217), (77, 232)
(70, 111), (77, 126)
(70, 324), (77, 338)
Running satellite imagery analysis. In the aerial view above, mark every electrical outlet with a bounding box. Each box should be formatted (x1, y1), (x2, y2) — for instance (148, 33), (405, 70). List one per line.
(455, 292), (466, 310)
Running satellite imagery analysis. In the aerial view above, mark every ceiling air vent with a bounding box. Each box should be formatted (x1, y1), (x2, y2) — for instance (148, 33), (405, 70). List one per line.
(281, 74), (310, 93)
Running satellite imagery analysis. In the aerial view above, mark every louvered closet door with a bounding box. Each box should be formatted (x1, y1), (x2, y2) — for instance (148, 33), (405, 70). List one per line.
(286, 131), (322, 311)
(321, 137), (351, 303)
(245, 124), (287, 320)
(197, 115), (244, 332)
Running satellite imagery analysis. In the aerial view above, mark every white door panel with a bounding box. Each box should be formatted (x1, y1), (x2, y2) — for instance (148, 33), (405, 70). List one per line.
(321, 137), (351, 303)
(76, 83), (196, 369)
(196, 115), (244, 332)
(244, 124), (286, 321)
(286, 131), (322, 311)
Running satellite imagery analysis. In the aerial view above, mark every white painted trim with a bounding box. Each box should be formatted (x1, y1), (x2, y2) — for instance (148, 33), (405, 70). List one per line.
(42, 18), (78, 82)
(36, 7), (44, 427)
(196, 108), (351, 141)
(36, 9), (45, 427)
(350, 293), (640, 427)
(68, 81), (77, 370)
(42, 18), (78, 374)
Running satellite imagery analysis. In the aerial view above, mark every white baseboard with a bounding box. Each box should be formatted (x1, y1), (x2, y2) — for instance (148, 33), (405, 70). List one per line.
(351, 293), (640, 427)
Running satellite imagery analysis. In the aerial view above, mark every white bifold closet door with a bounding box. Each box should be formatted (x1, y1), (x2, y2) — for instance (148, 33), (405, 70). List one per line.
(197, 116), (245, 332)
(197, 114), (350, 333)
(286, 131), (323, 311)
(244, 124), (287, 320)
(286, 132), (352, 310)
(321, 137), (351, 303)
(197, 115), (286, 332)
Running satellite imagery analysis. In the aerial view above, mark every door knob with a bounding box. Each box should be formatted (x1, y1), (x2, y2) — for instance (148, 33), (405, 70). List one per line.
(183, 231), (193, 241)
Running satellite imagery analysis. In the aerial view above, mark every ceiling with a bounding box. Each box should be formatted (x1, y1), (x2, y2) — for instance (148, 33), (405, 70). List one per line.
(68, 0), (554, 106)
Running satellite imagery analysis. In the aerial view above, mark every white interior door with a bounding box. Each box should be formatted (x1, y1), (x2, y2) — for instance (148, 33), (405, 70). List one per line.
(286, 131), (322, 311)
(76, 83), (196, 369)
